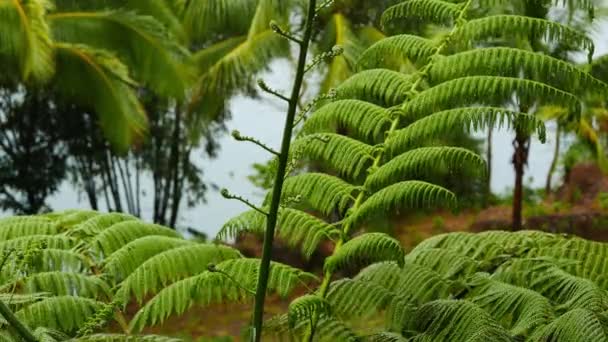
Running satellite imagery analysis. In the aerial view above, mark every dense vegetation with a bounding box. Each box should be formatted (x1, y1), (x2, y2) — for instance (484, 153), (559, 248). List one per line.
(3, 0), (608, 341)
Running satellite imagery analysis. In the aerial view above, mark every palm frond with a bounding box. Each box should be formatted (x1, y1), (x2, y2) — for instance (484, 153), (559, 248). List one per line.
(102, 236), (193, 283)
(349, 181), (456, 228)
(15, 296), (103, 334)
(366, 147), (486, 191)
(335, 69), (414, 107)
(49, 10), (191, 98)
(292, 133), (375, 181)
(0, 0), (54, 82)
(325, 233), (404, 273)
(302, 100), (392, 144)
(116, 244), (241, 304)
(357, 34), (437, 70)
(182, 0), (257, 42)
(53, 43), (147, 150)
(275, 173), (358, 217)
(386, 107), (546, 155)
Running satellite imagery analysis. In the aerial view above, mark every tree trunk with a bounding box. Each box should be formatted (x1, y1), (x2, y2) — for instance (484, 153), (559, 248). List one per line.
(545, 123), (561, 196)
(166, 104), (182, 228)
(484, 126), (493, 207)
(512, 130), (530, 231)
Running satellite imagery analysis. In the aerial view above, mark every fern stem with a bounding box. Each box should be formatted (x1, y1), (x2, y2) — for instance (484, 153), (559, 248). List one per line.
(0, 300), (36, 342)
(308, 1), (474, 340)
(251, 0), (317, 341)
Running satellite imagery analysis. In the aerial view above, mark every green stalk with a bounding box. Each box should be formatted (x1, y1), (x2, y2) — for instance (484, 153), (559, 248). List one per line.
(308, 2), (473, 340)
(0, 299), (36, 342)
(250, 0), (317, 341)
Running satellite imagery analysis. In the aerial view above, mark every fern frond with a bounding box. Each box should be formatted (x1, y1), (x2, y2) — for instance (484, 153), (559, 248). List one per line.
(102, 236), (193, 283)
(0, 218), (57, 240)
(326, 278), (394, 319)
(276, 173), (358, 217)
(381, 0), (460, 31)
(33, 327), (68, 342)
(453, 15), (594, 60)
(292, 133), (375, 180)
(72, 334), (182, 342)
(68, 213), (136, 239)
(0, 293), (48, 309)
(529, 309), (608, 342)
(405, 248), (478, 279)
(428, 47), (607, 95)
(403, 300), (512, 341)
(72, 334), (181, 342)
(402, 76), (581, 122)
(386, 107), (546, 155)
(218, 208), (339, 258)
(467, 274), (555, 337)
(288, 295), (331, 328)
(349, 181), (456, 227)
(357, 34), (437, 70)
(0, 234), (76, 251)
(15, 296), (103, 334)
(89, 221), (181, 257)
(335, 69), (414, 107)
(364, 332), (408, 342)
(129, 258), (313, 331)
(20, 271), (110, 299)
(325, 233), (404, 273)
(52, 210), (100, 230)
(116, 244), (241, 304)
(302, 100), (392, 144)
(366, 147), (486, 191)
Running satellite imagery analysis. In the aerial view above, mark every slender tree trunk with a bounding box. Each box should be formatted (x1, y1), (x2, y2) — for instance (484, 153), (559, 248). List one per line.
(115, 154), (134, 215)
(512, 129), (530, 231)
(103, 150), (122, 212)
(135, 154), (141, 217)
(164, 104), (182, 228)
(484, 126), (493, 207)
(545, 123), (561, 196)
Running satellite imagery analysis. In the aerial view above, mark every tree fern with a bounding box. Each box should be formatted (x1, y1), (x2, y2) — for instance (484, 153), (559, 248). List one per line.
(15, 296), (103, 334)
(0, 218), (57, 240)
(529, 309), (608, 342)
(88, 221), (181, 257)
(381, 0), (461, 31)
(288, 294), (332, 328)
(71, 334), (182, 342)
(335, 69), (415, 106)
(357, 34), (438, 70)
(324, 233), (404, 273)
(19, 271), (110, 299)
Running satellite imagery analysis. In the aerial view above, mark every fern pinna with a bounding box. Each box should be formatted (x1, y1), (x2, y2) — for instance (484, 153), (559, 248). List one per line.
(0, 211), (314, 341)
(219, 0), (607, 340)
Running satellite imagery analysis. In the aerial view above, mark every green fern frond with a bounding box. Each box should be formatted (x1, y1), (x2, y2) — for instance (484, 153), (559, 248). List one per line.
(72, 334), (182, 342)
(357, 34), (437, 70)
(325, 233), (404, 273)
(89, 221), (181, 257)
(68, 213), (136, 239)
(381, 0), (460, 31)
(402, 76), (581, 122)
(302, 100), (392, 144)
(52, 210), (100, 230)
(453, 15), (594, 60)
(49, 10), (191, 98)
(218, 208), (339, 259)
(529, 309), (608, 342)
(364, 332), (408, 342)
(15, 296), (103, 334)
(1, 249), (88, 283)
(403, 299), (512, 341)
(0, 218), (57, 240)
(326, 278), (394, 319)
(288, 295), (331, 328)
(276, 173), (358, 217)
(0, 293), (48, 309)
(20, 271), (110, 299)
(428, 47), (607, 95)
(349, 181), (456, 227)
(311, 316), (360, 342)
(292, 133), (375, 180)
(33, 327), (68, 342)
(102, 236), (193, 283)
(467, 273), (555, 337)
(0, 234), (76, 251)
(129, 258), (313, 332)
(386, 107), (546, 155)
(405, 248), (478, 279)
(116, 244), (241, 304)
(366, 147), (486, 191)
(335, 69), (414, 107)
